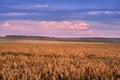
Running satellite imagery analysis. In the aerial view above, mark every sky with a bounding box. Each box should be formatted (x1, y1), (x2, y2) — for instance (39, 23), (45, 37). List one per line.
(0, 0), (120, 38)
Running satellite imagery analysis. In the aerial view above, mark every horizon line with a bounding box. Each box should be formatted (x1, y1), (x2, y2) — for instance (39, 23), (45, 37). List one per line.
(0, 35), (119, 38)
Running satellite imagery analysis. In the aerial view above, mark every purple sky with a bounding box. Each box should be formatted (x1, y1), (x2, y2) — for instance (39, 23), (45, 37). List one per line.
(0, 0), (120, 38)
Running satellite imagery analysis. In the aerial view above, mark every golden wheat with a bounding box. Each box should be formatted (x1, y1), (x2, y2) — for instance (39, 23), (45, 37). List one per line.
(0, 43), (120, 80)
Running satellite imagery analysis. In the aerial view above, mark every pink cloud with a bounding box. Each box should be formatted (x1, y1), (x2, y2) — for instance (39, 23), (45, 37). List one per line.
(1, 20), (91, 36)
(2, 22), (11, 27)
(0, 20), (119, 37)
(2, 21), (34, 32)
(85, 30), (94, 34)
(2, 20), (89, 30)
(38, 21), (89, 30)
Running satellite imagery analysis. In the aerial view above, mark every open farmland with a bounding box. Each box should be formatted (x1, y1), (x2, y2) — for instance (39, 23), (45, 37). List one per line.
(0, 41), (120, 80)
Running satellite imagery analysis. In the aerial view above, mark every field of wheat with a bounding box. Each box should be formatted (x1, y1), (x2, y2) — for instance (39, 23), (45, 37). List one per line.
(0, 42), (120, 80)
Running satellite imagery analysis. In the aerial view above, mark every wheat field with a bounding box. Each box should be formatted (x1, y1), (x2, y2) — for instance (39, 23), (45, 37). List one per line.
(0, 42), (120, 80)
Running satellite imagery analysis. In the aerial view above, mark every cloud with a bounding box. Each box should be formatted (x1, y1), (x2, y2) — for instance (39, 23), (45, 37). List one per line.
(2, 22), (11, 27)
(2, 20), (89, 30)
(88, 11), (120, 15)
(0, 12), (38, 17)
(21, 4), (49, 9)
(86, 21), (120, 37)
(2, 21), (34, 32)
(85, 30), (94, 34)
(0, 20), (92, 37)
(88, 12), (100, 15)
(104, 11), (114, 15)
(38, 21), (89, 30)
(1, 20), (119, 37)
